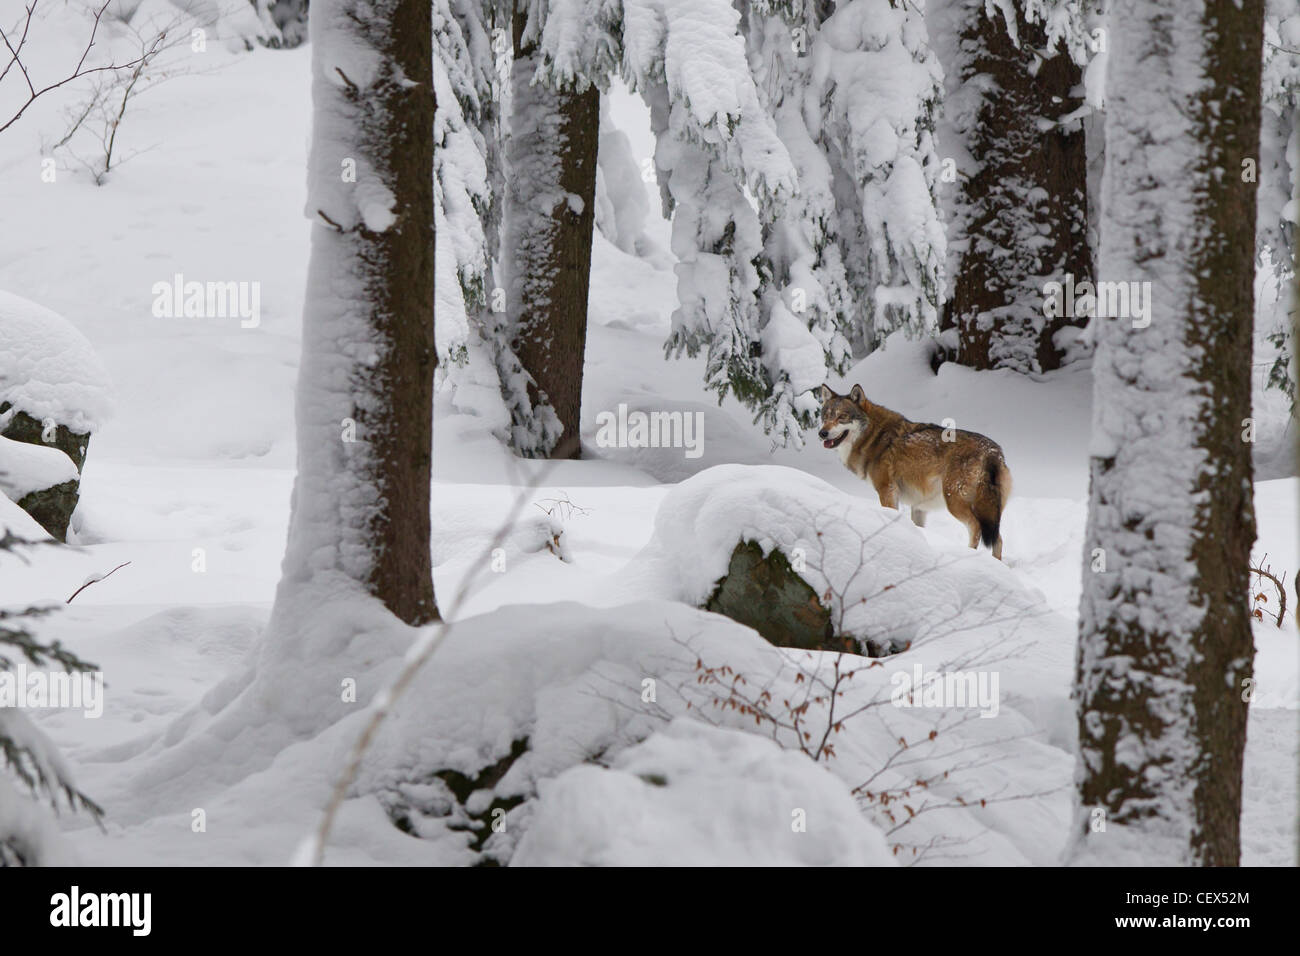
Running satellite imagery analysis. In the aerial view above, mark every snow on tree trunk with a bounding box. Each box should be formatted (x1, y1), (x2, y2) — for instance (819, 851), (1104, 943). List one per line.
(936, 0), (1092, 374)
(499, 8), (599, 459)
(271, 0), (438, 628)
(1069, 0), (1263, 866)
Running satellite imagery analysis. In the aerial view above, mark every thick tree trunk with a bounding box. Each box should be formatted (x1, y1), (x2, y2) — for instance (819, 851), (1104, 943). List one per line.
(1069, 0), (1262, 866)
(942, 4), (1091, 373)
(501, 11), (599, 459)
(272, 0), (438, 628)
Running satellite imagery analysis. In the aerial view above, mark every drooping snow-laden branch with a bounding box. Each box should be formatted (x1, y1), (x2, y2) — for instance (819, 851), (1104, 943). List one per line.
(0, 0), (157, 136)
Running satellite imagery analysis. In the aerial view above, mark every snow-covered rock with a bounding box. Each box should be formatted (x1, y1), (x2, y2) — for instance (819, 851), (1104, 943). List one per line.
(0, 290), (113, 435)
(623, 464), (1050, 653)
(0, 436), (78, 502)
(0, 291), (113, 540)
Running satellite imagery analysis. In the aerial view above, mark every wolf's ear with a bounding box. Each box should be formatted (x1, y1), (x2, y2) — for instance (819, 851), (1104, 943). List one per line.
(848, 384), (865, 403)
(813, 383), (833, 404)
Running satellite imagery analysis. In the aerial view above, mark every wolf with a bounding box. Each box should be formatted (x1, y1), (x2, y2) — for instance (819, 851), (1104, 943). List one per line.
(814, 383), (1013, 560)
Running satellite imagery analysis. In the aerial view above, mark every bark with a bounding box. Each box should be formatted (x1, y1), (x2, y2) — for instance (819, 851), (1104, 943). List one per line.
(274, 0), (437, 627)
(363, 0), (437, 624)
(1070, 0), (1263, 866)
(502, 10), (599, 459)
(942, 4), (1092, 373)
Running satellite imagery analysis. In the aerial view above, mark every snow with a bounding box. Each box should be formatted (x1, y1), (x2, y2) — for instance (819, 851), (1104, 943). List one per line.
(624, 463), (1060, 659)
(0, 290), (114, 434)
(594, 98), (651, 255)
(0, 489), (51, 540)
(515, 719), (897, 866)
(0, 435), (79, 501)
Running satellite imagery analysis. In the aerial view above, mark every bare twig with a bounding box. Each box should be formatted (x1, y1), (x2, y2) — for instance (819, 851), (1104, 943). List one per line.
(65, 561), (130, 604)
(0, 1), (158, 136)
(1249, 553), (1288, 628)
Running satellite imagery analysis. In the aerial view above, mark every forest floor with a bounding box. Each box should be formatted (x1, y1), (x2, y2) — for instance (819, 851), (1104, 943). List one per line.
(0, 9), (1294, 865)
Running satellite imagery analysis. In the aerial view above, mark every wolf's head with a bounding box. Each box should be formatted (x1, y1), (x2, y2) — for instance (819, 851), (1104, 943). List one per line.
(813, 383), (867, 450)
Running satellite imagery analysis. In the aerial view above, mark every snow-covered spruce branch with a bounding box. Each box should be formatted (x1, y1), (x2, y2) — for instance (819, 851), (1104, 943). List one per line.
(1, 534), (103, 865)
(300, 434), (581, 866)
(0, 0), (159, 136)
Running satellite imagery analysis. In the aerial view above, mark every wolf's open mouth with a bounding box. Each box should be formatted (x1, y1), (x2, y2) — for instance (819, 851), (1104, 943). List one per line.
(823, 432), (846, 449)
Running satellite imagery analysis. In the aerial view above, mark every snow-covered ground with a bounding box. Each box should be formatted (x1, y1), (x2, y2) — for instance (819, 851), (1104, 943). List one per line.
(0, 5), (1295, 866)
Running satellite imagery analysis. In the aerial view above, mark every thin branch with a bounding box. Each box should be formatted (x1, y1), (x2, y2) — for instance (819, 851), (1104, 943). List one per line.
(0, 0), (156, 136)
(66, 561), (130, 604)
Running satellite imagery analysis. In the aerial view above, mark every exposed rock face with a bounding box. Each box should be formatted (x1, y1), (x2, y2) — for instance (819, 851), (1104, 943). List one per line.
(705, 540), (836, 652)
(16, 479), (80, 541)
(1, 405), (90, 471)
(0, 289), (113, 543)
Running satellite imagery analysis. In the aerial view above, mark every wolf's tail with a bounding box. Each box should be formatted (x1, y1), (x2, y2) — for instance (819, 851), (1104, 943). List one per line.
(974, 456), (1012, 549)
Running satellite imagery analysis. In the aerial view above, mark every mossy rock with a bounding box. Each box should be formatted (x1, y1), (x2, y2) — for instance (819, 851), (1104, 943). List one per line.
(0, 407), (91, 542)
(705, 540), (837, 651)
(0, 404), (90, 472)
(16, 479), (80, 541)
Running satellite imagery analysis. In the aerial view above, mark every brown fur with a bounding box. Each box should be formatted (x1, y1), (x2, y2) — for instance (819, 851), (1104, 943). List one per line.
(814, 383), (1013, 560)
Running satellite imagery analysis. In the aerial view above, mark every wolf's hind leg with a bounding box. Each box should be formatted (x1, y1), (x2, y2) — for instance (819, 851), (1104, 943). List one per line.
(945, 495), (979, 549)
(875, 481), (899, 511)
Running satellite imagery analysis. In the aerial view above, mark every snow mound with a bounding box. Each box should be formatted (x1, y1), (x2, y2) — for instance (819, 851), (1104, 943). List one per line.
(89, 597), (1073, 865)
(0, 291), (114, 433)
(514, 718), (896, 866)
(624, 464), (1049, 653)
(0, 435), (78, 501)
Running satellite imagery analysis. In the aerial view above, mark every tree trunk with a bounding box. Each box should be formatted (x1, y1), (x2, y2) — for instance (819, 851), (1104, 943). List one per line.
(501, 10), (599, 460)
(1069, 0), (1262, 866)
(271, 0), (438, 628)
(942, 3), (1091, 373)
